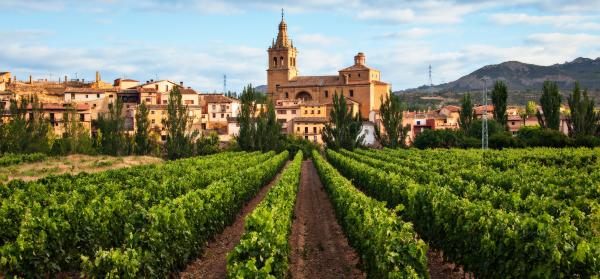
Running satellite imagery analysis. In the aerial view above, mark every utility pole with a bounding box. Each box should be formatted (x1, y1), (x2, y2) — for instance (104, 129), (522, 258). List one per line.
(427, 65), (435, 99)
(223, 74), (227, 95)
(482, 78), (489, 150)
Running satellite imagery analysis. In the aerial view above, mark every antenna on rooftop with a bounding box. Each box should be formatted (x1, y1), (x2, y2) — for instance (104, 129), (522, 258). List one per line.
(223, 74), (227, 94)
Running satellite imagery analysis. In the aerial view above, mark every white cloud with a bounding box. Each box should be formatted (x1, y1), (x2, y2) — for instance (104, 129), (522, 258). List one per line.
(490, 13), (600, 30)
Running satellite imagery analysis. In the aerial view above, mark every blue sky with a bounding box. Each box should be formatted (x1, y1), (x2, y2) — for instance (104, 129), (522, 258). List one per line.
(1, 0), (599, 92)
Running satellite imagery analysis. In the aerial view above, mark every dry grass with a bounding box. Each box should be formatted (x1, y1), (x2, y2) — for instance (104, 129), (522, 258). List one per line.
(0, 154), (163, 182)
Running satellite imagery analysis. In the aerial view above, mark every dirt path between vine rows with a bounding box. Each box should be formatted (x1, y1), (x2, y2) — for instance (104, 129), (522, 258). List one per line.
(288, 160), (365, 279)
(428, 249), (473, 279)
(177, 162), (289, 279)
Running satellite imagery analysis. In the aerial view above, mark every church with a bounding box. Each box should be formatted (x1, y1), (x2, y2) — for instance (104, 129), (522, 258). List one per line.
(267, 12), (391, 122)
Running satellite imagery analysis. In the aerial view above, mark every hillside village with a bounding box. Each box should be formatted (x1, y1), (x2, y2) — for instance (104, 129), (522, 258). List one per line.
(0, 14), (574, 148)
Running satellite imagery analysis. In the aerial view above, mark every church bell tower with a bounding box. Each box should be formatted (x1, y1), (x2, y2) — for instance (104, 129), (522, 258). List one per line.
(267, 9), (298, 99)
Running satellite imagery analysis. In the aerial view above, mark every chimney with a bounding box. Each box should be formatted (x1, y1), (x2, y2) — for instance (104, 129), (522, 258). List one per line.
(180, 81), (184, 86)
(82, 79), (85, 83)
(150, 79), (154, 82)
(95, 71), (100, 83)
(354, 52), (366, 65)
(29, 75), (32, 84)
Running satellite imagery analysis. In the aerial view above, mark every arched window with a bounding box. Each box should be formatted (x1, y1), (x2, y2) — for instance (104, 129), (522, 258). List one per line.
(280, 57), (284, 67)
(285, 92), (289, 98)
(273, 57), (278, 67)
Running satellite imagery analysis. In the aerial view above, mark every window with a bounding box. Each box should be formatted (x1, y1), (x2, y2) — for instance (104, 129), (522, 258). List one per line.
(291, 110), (296, 114)
(151, 111), (155, 115)
(358, 73), (361, 77)
(417, 120), (421, 125)
(109, 95), (113, 98)
(146, 97), (151, 103)
(512, 121), (516, 125)
(85, 94), (88, 98)
(163, 100), (167, 104)
(349, 90), (354, 97)
(185, 100), (194, 105)
(155, 85), (159, 90)
(325, 90), (328, 98)
(212, 105), (216, 110)
(305, 127), (308, 133)
(79, 114), (84, 121)
(161, 135), (166, 141)
(49, 113), (55, 121)
(92, 104), (97, 108)
(297, 127), (300, 132)
(304, 110), (308, 114)
(165, 85), (169, 92)
(221, 113), (224, 118)
(273, 57), (278, 67)
(317, 110), (321, 114)
(151, 119), (155, 124)
(349, 74), (351, 78)
(96, 94), (100, 98)
(313, 127), (317, 133)
(305, 136), (308, 140)
(71, 93), (75, 99)
(212, 113), (216, 118)
(285, 92), (289, 98)
(277, 110), (286, 114)
(221, 105), (226, 111)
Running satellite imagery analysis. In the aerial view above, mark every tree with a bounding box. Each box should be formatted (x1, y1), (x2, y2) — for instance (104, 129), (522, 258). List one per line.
(374, 93), (410, 148)
(567, 82), (598, 137)
(255, 101), (282, 151)
(195, 131), (220, 155)
(96, 97), (127, 155)
(236, 84), (281, 152)
(1, 96), (52, 154)
(56, 105), (95, 155)
(322, 92), (364, 150)
(537, 81), (561, 130)
(459, 93), (474, 132)
(164, 86), (197, 159)
(491, 80), (508, 128)
(237, 84), (258, 151)
(134, 102), (152, 155)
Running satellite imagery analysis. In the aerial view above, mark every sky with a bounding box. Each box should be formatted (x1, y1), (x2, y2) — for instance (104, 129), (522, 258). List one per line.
(1, 0), (600, 93)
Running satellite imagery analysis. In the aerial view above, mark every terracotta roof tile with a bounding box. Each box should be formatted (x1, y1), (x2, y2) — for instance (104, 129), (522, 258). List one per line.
(201, 94), (237, 103)
(64, 87), (105, 94)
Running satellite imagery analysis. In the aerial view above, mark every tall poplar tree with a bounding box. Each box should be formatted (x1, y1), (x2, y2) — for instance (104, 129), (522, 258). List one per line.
(322, 92), (364, 150)
(374, 93), (410, 148)
(491, 80), (508, 128)
(97, 97), (126, 155)
(459, 93), (474, 132)
(164, 86), (196, 159)
(567, 82), (598, 137)
(537, 81), (561, 130)
(134, 101), (152, 155)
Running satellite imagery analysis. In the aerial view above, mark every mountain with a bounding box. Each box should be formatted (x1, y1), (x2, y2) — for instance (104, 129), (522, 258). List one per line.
(400, 57), (600, 94)
(395, 57), (600, 108)
(254, 85), (267, 93)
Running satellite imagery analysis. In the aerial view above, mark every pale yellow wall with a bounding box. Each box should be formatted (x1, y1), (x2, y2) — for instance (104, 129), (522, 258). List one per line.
(292, 122), (324, 144)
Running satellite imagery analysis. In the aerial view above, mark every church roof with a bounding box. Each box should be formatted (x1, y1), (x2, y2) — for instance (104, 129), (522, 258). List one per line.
(339, 63), (375, 72)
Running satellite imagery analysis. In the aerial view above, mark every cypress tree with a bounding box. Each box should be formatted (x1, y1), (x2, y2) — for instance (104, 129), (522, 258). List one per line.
(491, 80), (508, 128)
(537, 81), (561, 130)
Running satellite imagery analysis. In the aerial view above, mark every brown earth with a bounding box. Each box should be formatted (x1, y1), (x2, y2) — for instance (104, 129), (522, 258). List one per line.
(0, 154), (162, 182)
(428, 249), (474, 279)
(288, 160), (365, 279)
(177, 162), (289, 279)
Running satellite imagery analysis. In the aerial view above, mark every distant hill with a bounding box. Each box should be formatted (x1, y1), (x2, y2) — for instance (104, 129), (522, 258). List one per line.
(254, 85), (267, 93)
(397, 57), (600, 107)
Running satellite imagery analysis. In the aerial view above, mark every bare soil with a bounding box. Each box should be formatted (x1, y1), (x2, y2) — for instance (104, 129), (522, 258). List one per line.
(177, 162), (289, 279)
(0, 154), (162, 182)
(288, 160), (365, 279)
(428, 249), (474, 279)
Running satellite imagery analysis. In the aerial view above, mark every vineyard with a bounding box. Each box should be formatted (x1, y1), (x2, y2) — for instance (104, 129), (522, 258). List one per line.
(0, 148), (598, 278)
